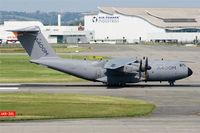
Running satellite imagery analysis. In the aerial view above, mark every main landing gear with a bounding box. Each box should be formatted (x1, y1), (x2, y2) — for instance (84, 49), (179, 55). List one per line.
(168, 81), (175, 86)
(106, 82), (126, 87)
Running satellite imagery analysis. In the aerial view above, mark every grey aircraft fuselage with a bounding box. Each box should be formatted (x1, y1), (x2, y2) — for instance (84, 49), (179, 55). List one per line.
(10, 26), (193, 86)
(31, 57), (192, 86)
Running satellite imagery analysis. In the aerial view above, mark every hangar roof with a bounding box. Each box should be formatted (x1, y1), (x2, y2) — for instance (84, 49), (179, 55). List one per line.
(98, 7), (200, 28)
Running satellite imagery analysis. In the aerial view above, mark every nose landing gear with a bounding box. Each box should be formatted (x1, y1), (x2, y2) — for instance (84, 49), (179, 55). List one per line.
(169, 81), (175, 86)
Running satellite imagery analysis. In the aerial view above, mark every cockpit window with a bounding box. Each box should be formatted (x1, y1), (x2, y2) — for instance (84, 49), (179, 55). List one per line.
(180, 64), (186, 67)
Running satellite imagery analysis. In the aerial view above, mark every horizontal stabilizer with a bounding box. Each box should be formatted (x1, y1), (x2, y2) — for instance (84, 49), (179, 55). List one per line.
(7, 26), (40, 33)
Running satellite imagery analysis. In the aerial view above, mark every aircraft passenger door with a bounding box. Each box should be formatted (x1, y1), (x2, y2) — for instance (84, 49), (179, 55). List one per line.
(96, 68), (102, 79)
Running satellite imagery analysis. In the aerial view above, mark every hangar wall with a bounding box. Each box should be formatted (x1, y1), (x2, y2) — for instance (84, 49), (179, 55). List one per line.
(0, 21), (92, 44)
(85, 12), (165, 42)
(84, 8), (200, 43)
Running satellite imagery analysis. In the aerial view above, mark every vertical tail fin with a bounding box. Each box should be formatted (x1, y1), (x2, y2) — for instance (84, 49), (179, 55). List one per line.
(10, 26), (57, 59)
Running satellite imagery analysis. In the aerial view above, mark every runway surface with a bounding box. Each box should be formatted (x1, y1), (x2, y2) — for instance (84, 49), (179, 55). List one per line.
(1, 116), (200, 133)
(1, 82), (200, 133)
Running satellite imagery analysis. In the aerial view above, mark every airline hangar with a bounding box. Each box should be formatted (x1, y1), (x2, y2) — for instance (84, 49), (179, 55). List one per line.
(84, 7), (200, 43)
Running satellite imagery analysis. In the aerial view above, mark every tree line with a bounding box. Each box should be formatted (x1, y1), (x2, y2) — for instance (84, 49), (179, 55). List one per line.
(0, 11), (84, 25)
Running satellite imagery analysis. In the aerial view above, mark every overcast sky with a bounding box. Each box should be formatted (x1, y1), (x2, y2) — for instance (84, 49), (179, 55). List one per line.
(0, 0), (200, 12)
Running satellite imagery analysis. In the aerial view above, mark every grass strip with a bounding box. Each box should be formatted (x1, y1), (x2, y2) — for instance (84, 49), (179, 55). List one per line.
(0, 93), (155, 121)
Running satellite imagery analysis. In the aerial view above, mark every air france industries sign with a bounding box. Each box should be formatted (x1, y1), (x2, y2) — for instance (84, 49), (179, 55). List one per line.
(92, 16), (120, 23)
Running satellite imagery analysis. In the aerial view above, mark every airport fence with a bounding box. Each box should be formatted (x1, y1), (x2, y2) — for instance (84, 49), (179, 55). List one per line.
(0, 43), (22, 48)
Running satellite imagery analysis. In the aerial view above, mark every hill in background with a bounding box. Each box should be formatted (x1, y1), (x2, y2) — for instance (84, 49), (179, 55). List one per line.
(0, 11), (84, 26)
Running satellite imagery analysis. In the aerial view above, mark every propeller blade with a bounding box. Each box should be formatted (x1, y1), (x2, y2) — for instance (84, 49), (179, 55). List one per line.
(145, 57), (151, 70)
(144, 57), (151, 80)
(139, 59), (142, 78)
(139, 59), (142, 71)
(145, 57), (148, 69)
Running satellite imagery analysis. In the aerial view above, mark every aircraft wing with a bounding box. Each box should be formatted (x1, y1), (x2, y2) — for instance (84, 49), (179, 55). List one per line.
(101, 58), (140, 84)
(104, 58), (136, 69)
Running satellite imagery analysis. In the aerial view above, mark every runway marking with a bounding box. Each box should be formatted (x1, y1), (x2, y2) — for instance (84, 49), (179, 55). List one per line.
(0, 87), (19, 90)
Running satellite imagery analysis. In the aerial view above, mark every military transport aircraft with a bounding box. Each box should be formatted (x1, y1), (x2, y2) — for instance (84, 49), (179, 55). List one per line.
(10, 26), (193, 86)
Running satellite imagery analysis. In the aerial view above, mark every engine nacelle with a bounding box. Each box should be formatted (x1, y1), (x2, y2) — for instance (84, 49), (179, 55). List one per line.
(122, 64), (139, 73)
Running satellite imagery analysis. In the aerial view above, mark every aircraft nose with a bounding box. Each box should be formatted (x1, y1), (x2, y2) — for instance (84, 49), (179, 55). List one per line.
(188, 68), (193, 77)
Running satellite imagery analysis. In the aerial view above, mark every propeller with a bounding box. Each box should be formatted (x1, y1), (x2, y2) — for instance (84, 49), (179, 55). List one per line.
(139, 57), (151, 71)
(138, 57), (151, 80)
